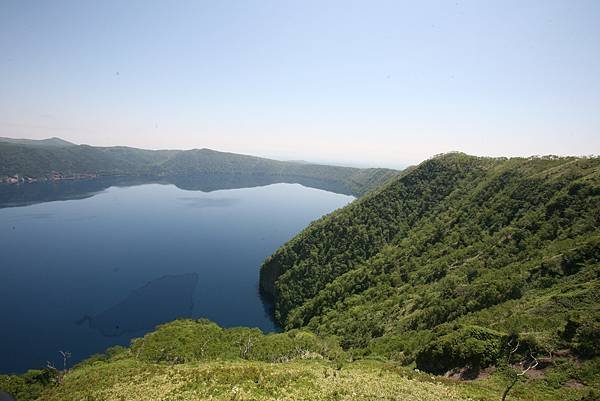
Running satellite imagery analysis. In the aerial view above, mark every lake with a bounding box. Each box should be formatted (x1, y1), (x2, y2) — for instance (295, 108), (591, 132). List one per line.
(0, 176), (354, 373)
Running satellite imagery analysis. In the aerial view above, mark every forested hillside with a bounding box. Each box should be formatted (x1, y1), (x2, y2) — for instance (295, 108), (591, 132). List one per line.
(0, 139), (396, 196)
(260, 153), (600, 375)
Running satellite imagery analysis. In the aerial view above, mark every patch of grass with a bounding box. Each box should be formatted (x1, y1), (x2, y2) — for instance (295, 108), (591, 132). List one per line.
(39, 359), (472, 401)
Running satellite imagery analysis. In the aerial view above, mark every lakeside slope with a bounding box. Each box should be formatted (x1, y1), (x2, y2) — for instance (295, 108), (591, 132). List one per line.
(0, 137), (397, 196)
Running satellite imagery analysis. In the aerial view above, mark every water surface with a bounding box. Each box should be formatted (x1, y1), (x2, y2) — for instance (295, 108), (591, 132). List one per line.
(0, 177), (353, 373)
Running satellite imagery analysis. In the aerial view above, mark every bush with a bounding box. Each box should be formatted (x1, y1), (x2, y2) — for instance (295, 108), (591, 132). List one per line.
(415, 325), (504, 374)
(0, 369), (54, 401)
(572, 320), (600, 358)
(127, 319), (343, 364)
(130, 319), (261, 363)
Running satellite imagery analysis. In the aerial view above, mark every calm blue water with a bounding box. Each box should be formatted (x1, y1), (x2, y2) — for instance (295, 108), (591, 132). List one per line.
(0, 178), (353, 373)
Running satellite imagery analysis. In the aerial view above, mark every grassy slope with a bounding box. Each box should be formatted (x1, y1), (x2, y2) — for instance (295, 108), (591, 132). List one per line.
(3, 320), (596, 401)
(40, 359), (471, 401)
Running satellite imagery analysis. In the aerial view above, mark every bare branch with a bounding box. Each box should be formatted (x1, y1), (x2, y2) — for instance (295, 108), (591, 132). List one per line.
(502, 342), (545, 401)
(511, 341), (520, 354)
(239, 336), (254, 359)
(59, 350), (72, 371)
(517, 353), (539, 377)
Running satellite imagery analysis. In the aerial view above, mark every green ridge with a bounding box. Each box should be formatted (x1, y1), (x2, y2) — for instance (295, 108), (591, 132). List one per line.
(0, 139), (397, 196)
(260, 153), (599, 372)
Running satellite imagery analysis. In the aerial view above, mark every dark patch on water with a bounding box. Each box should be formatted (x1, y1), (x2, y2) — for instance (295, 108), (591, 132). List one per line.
(78, 273), (198, 337)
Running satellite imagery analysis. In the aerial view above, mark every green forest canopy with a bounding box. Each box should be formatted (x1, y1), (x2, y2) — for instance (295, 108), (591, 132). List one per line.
(261, 153), (600, 371)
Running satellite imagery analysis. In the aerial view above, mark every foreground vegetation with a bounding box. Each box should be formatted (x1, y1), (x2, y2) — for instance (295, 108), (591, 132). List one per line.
(1, 320), (597, 401)
(0, 138), (396, 196)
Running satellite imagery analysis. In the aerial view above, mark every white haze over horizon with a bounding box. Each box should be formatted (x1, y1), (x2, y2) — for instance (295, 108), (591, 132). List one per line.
(1, 1), (599, 168)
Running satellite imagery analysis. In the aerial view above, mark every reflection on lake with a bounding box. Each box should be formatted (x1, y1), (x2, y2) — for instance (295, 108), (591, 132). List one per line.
(0, 175), (354, 373)
(0, 173), (355, 209)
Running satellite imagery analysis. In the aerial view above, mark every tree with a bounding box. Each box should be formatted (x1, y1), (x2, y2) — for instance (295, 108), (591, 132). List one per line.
(45, 350), (71, 385)
(500, 339), (540, 401)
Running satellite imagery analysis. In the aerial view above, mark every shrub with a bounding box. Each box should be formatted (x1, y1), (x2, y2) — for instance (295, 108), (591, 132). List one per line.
(415, 325), (504, 374)
(0, 369), (54, 401)
(572, 319), (600, 358)
(127, 319), (342, 364)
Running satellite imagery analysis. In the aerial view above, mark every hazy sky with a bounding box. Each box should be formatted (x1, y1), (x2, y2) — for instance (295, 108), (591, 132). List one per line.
(1, 1), (599, 167)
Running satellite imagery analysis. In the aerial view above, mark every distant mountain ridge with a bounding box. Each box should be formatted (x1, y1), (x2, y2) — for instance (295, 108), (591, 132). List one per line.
(0, 137), (397, 195)
(0, 137), (75, 147)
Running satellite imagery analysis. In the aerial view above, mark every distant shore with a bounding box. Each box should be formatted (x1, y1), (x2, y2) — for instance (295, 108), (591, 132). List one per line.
(1, 173), (98, 185)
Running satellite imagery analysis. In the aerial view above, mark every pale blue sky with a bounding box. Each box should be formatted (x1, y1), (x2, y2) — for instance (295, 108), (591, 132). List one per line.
(1, 0), (599, 167)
